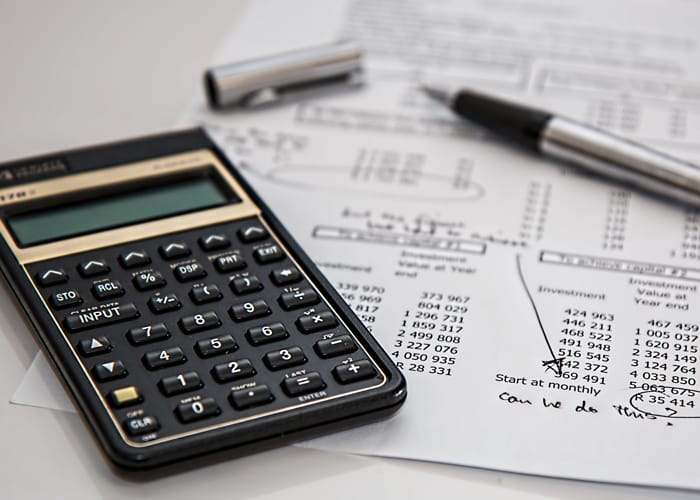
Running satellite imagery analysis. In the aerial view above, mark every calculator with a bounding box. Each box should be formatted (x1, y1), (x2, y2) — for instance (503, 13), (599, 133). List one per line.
(0, 129), (406, 470)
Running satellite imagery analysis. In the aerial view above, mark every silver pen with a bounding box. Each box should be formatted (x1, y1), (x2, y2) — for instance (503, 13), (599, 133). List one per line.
(421, 84), (700, 207)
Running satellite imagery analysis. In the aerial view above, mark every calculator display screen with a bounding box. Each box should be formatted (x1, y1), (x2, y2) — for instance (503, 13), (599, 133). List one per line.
(7, 174), (237, 247)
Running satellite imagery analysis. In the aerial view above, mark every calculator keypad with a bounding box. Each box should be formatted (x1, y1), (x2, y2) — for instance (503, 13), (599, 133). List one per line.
(28, 216), (384, 445)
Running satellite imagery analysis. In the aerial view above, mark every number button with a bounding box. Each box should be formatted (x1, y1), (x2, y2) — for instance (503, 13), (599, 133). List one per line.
(133, 270), (166, 291)
(314, 335), (358, 358)
(229, 300), (271, 322)
(119, 250), (151, 269)
(142, 347), (186, 370)
(179, 311), (221, 333)
(159, 371), (203, 396)
(92, 360), (127, 381)
(263, 346), (307, 370)
(253, 244), (284, 264)
(175, 398), (220, 423)
(230, 275), (262, 295)
(246, 322), (288, 346)
(278, 287), (319, 310)
(159, 242), (190, 260)
(50, 289), (82, 309)
(195, 335), (237, 358)
(147, 292), (181, 314)
(91, 279), (124, 300)
(211, 358), (256, 383)
(126, 323), (169, 345)
(173, 261), (207, 282)
(230, 385), (273, 410)
(189, 284), (223, 304)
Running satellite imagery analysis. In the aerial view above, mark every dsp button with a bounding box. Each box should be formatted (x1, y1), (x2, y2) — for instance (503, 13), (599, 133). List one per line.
(78, 259), (110, 278)
(282, 372), (325, 396)
(279, 287), (319, 310)
(253, 244), (284, 264)
(176, 398), (220, 423)
(173, 261), (207, 282)
(123, 415), (160, 437)
(63, 302), (139, 332)
(50, 289), (82, 309)
(91, 279), (124, 300)
(36, 268), (68, 287)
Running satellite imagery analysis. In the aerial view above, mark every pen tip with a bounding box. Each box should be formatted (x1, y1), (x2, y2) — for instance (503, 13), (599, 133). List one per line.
(418, 82), (455, 106)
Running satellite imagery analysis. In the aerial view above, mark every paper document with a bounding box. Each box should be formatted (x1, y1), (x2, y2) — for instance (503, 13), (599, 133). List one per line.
(14, 0), (700, 490)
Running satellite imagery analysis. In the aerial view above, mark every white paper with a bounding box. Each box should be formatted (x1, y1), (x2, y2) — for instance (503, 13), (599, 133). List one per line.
(14, 0), (700, 490)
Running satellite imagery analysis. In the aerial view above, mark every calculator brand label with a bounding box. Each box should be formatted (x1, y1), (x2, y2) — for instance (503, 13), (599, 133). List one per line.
(0, 158), (69, 186)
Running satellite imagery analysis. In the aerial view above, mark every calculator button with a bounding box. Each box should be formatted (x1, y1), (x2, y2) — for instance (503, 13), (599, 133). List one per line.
(173, 261), (207, 282)
(92, 360), (127, 381)
(176, 398), (220, 423)
(63, 302), (139, 332)
(159, 242), (191, 260)
(127, 323), (169, 345)
(230, 385), (273, 410)
(229, 300), (271, 322)
(253, 244), (284, 264)
(282, 372), (325, 396)
(50, 289), (82, 309)
(36, 268), (68, 286)
(119, 250), (151, 269)
(263, 346), (307, 370)
(270, 266), (302, 286)
(238, 225), (268, 243)
(123, 415), (160, 437)
(189, 284), (223, 304)
(179, 311), (221, 333)
(78, 336), (112, 356)
(78, 259), (110, 277)
(230, 275), (263, 295)
(214, 253), (247, 272)
(246, 322), (288, 346)
(296, 311), (338, 333)
(212, 358), (256, 383)
(147, 292), (182, 314)
(279, 287), (319, 310)
(199, 234), (230, 251)
(333, 360), (376, 384)
(159, 371), (203, 396)
(143, 347), (186, 370)
(195, 335), (237, 358)
(91, 279), (124, 300)
(314, 335), (358, 358)
(132, 270), (166, 291)
(109, 386), (142, 408)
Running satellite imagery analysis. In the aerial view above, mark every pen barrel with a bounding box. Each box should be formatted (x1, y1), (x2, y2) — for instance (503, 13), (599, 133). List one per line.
(540, 117), (700, 207)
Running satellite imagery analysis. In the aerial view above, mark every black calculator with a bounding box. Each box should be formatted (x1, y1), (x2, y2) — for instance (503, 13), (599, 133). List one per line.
(0, 129), (406, 470)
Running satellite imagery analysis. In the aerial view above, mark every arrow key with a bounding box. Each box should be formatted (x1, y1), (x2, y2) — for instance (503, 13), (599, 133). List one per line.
(92, 360), (127, 381)
(78, 336), (112, 357)
(78, 259), (110, 277)
(36, 268), (68, 287)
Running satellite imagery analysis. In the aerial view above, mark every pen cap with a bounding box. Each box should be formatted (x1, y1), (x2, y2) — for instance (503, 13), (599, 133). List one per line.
(205, 40), (364, 108)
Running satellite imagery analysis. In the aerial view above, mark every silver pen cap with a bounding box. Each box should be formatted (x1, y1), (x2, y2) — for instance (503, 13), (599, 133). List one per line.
(204, 40), (364, 109)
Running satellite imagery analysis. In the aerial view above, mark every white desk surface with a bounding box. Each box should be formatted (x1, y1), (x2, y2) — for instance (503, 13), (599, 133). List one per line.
(1, 2), (699, 498)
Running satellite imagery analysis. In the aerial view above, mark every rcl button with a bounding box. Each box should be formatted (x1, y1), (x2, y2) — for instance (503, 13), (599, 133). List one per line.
(50, 289), (83, 309)
(91, 279), (124, 300)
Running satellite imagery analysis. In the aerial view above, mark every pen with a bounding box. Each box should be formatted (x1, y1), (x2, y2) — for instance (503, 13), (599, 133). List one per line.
(421, 84), (700, 207)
